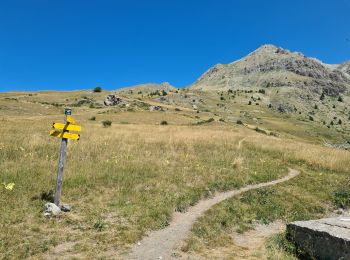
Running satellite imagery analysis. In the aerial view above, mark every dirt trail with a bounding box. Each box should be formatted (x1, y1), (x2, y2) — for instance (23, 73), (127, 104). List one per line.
(237, 137), (246, 150)
(128, 168), (300, 260)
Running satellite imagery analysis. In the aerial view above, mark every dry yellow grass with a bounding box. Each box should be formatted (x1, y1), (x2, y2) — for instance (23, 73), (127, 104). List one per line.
(1, 93), (349, 259)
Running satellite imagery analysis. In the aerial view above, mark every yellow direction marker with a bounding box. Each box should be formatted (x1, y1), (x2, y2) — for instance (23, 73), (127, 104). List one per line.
(66, 116), (76, 124)
(49, 130), (80, 141)
(52, 122), (81, 132)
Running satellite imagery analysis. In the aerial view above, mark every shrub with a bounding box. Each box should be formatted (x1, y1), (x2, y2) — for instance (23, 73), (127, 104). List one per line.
(338, 96), (344, 102)
(236, 120), (243, 125)
(338, 119), (342, 125)
(320, 92), (325, 100)
(160, 120), (168, 125)
(220, 96), (225, 101)
(333, 186), (350, 209)
(89, 116), (96, 121)
(248, 101), (252, 105)
(309, 116), (314, 121)
(196, 118), (214, 125)
(93, 86), (102, 93)
(314, 104), (318, 109)
(102, 120), (112, 127)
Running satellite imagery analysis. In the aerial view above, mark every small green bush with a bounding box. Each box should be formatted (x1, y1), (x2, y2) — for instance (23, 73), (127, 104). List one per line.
(93, 86), (102, 93)
(89, 116), (96, 121)
(333, 187), (350, 209)
(160, 120), (168, 125)
(102, 120), (112, 127)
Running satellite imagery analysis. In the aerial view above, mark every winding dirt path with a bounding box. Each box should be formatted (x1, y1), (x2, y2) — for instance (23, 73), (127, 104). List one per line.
(128, 168), (300, 260)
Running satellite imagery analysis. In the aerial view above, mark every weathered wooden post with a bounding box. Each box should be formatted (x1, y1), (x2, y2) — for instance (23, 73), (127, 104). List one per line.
(49, 108), (81, 206)
(54, 108), (70, 206)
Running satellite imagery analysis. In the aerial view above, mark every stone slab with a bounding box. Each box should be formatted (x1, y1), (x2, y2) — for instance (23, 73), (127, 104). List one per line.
(287, 217), (350, 259)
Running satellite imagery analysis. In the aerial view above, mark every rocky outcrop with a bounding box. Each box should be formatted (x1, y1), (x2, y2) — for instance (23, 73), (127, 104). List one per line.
(287, 217), (350, 259)
(189, 44), (350, 97)
(104, 94), (121, 106)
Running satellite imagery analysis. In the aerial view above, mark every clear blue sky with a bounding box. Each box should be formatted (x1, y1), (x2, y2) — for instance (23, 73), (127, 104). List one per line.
(0, 0), (349, 91)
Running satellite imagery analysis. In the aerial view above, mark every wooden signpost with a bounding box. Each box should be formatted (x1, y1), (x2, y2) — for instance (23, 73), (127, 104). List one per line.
(50, 108), (81, 206)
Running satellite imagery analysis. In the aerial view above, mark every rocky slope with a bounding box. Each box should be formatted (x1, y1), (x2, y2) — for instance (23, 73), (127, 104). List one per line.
(338, 61), (350, 75)
(117, 82), (177, 92)
(189, 44), (350, 97)
(187, 45), (350, 129)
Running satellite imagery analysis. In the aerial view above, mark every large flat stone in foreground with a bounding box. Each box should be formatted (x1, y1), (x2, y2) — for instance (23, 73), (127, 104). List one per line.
(287, 217), (350, 259)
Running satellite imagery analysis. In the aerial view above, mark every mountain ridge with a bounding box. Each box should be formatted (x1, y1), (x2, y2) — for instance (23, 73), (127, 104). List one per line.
(189, 44), (350, 97)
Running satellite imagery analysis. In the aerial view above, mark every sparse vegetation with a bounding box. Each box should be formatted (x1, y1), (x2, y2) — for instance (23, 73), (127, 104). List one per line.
(102, 120), (112, 127)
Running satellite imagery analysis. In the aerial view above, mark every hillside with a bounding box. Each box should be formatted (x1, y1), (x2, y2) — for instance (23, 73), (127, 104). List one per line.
(1, 88), (350, 259)
(117, 82), (177, 92)
(1, 46), (350, 260)
(187, 45), (350, 130)
(190, 44), (350, 95)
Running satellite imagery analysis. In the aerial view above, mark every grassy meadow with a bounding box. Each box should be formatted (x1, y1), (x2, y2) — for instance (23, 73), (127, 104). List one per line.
(0, 91), (349, 259)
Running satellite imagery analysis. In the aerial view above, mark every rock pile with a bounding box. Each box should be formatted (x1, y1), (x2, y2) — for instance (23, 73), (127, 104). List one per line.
(104, 94), (122, 106)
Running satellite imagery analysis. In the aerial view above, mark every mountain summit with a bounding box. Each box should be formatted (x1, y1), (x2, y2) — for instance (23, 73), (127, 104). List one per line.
(189, 44), (350, 97)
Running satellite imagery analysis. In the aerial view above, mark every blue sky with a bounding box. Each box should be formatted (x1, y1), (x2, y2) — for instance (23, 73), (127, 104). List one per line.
(0, 0), (349, 91)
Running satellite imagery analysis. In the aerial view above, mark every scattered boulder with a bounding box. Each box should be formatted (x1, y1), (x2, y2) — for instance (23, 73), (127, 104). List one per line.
(104, 94), (121, 106)
(149, 105), (163, 111)
(43, 203), (61, 217)
(192, 104), (198, 110)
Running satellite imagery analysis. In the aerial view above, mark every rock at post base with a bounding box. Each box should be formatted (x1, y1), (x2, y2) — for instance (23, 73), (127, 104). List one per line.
(60, 204), (72, 212)
(43, 202), (61, 217)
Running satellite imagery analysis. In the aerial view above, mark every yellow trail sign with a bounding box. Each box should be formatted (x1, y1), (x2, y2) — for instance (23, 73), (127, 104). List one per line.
(52, 122), (81, 132)
(49, 130), (80, 141)
(66, 116), (76, 124)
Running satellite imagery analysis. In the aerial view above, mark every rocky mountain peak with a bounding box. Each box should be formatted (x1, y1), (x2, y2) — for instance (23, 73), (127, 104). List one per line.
(190, 44), (350, 97)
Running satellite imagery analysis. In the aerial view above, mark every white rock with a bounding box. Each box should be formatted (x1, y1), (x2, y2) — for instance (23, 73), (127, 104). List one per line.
(43, 203), (61, 217)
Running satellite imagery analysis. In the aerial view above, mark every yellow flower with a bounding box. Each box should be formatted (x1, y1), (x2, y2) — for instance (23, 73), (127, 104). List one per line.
(2, 182), (15, 190)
